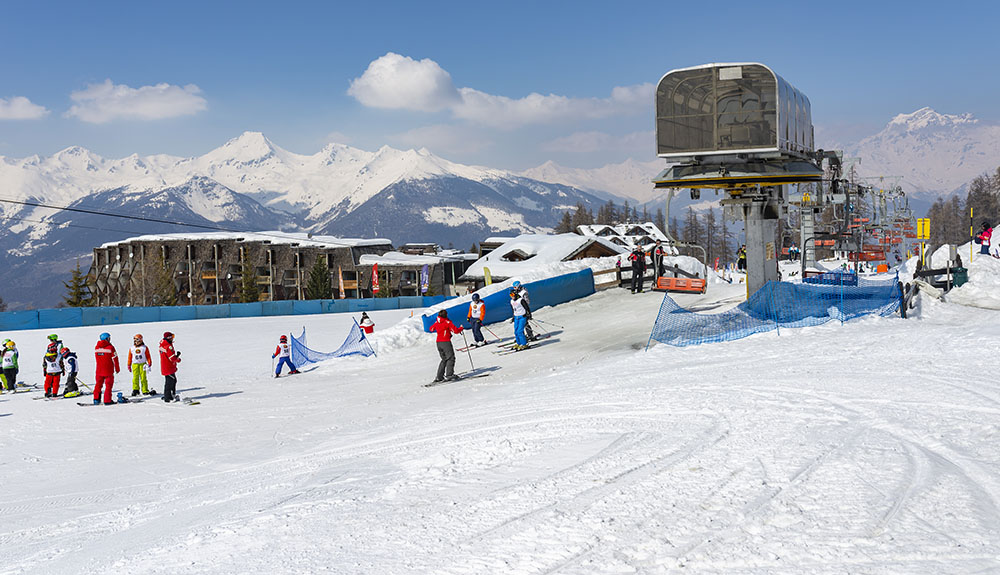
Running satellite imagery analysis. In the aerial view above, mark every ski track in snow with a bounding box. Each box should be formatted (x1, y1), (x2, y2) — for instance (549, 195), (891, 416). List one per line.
(1, 286), (1000, 573)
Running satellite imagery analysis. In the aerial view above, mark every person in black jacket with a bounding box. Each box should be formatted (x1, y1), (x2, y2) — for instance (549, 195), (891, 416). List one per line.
(629, 247), (646, 293)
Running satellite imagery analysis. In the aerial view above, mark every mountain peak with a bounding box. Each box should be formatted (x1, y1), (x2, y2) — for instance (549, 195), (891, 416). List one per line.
(887, 107), (977, 131)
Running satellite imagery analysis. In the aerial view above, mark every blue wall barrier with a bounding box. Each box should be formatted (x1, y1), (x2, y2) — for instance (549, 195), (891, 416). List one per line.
(0, 296), (453, 332)
(421, 269), (596, 332)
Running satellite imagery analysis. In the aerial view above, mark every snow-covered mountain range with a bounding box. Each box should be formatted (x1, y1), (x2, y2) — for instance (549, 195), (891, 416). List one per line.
(846, 107), (1000, 198)
(0, 133), (604, 309)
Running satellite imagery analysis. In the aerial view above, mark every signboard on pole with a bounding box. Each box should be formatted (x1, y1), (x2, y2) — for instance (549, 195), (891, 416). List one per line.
(484, 267), (492, 286)
(371, 263), (380, 294)
(338, 266), (345, 299)
(420, 264), (429, 294)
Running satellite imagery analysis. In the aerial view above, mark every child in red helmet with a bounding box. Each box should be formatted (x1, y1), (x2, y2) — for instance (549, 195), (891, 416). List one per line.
(272, 335), (299, 377)
(159, 332), (181, 402)
(42, 342), (65, 397)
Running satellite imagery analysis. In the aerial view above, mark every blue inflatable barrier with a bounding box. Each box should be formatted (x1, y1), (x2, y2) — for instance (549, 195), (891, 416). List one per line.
(122, 307), (160, 324)
(38, 308), (83, 328)
(421, 269), (595, 332)
(0, 294), (455, 331)
(0, 310), (39, 331)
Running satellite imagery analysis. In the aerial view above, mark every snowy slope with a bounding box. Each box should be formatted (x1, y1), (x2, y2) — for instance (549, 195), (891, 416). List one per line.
(521, 158), (664, 203)
(2, 268), (1000, 573)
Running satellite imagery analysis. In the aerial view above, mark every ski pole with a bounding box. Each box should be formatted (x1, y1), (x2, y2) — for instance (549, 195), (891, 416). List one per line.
(484, 325), (501, 340)
(532, 318), (564, 329)
(271, 356), (276, 378)
(460, 331), (475, 370)
(529, 319), (549, 336)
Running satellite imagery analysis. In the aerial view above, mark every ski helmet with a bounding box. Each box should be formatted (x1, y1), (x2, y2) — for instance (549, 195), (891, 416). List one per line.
(471, 293), (480, 302)
(59, 347), (71, 357)
(280, 335), (288, 342)
(46, 342), (58, 354)
(133, 334), (143, 342)
(99, 332), (111, 341)
(983, 221), (991, 229)
(512, 281), (521, 289)
(438, 310), (448, 317)
(163, 331), (174, 341)
(4, 340), (14, 349)
(47, 334), (59, 341)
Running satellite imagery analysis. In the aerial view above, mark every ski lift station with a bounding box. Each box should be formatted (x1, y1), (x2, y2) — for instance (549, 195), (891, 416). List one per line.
(652, 63), (831, 294)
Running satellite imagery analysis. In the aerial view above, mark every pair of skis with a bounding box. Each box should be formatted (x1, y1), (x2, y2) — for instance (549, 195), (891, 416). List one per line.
(423, 372), (491, 387)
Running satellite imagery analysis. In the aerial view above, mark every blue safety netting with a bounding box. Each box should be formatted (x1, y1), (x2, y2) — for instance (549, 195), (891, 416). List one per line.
(290, 320), (376, 367)
(648, 277), (901, 348)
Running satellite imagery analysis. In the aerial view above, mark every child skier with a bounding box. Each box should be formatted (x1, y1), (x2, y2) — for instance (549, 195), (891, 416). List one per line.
(60, 347), (81, 397)
(509, 289), (531, 351)
(512, 281), (535, 341)
(428, 309), (463, 382)
(42, 342), (65, 397)
(159, 332), (181, 402)
(94, 332), (120, 405)
(127, 334), (156, 396)
(467, 293), (486, 347)
(359, 312), (375, 334)
(1, 339), (17, 392)
(272, 335), (299, 377)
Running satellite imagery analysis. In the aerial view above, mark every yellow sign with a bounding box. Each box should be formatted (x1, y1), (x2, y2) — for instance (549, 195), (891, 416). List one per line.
(917, 218), (930, 240)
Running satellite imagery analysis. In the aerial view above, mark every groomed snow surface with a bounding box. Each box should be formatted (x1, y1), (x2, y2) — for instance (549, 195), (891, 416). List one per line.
(3, 257), (1000, 574)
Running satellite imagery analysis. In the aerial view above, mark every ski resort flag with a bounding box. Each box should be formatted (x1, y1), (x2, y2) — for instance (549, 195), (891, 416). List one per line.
(372, 263), (380, 293)
(420, 265), (429, 294)
(338, 266), (345, 299)
(484, 267), (492, 286)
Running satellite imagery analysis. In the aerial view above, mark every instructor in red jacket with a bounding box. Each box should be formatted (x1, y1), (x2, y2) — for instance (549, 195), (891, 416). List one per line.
(428, 309), (463, 383)
(94, 332), (120, 405)
(159, 331), (181, 402)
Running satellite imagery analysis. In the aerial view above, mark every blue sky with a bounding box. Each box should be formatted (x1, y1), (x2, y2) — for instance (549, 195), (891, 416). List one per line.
(1, 0), (995, 170)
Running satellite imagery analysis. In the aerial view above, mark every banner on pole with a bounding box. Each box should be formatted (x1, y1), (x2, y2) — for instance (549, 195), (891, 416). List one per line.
(338, 266), (346, 299)
(420, 264), (429, 294)
(484, 266), (492, 286)
(372, 263), (380, 293)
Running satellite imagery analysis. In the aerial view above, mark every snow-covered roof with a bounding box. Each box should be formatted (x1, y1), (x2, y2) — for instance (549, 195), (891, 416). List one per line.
(576, 222), (669, 250)
(99, 231), (392, 250)
(482, 236), (517, 245)
(358, 251), (473, 266)
(460, 234), (627, 280)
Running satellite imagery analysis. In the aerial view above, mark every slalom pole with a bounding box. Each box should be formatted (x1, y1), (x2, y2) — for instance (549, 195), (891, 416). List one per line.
(532, 318), (564, 329)
(460, 331), (475, 370)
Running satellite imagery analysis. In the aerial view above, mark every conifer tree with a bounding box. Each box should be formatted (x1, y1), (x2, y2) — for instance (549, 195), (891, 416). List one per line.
(62, 259), (93, 307)
(554, 210), (574, 233)
(147, 252), (177, 306)
(239, 257), (261, 303)
(305, 256), (332, 300)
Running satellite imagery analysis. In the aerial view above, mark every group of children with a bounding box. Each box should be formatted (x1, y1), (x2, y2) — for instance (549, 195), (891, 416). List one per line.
(428, 281), (537, 382)
(0, 331), (182, 404)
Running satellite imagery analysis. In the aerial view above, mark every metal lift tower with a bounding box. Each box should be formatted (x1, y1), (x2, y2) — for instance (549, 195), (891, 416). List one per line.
(652, 63), (824, 295)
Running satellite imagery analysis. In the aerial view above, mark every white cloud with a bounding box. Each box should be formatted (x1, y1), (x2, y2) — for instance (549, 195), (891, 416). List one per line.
(0, 96), (50, 120)
(542, 130), (652, 154)
(347, 53), (460, 112)
(349, 53), (652, 128)
(390, 124), (491, 156)
(66, 79), (207, 123)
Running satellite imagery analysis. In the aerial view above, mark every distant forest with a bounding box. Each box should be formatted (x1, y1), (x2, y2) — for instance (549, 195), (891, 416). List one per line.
(924, 167), (1000, 245)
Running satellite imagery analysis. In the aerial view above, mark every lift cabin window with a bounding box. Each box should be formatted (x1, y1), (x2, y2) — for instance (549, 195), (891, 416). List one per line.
(657, 65), (778, 156)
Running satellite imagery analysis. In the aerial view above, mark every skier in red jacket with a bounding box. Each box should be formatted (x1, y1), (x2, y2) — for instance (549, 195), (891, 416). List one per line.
(93, 332), (120, 405)
(159, 332), (181, 402)
(428, 309), (463, 382)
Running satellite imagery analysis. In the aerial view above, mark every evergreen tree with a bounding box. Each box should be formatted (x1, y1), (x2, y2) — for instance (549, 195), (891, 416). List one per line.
(682, 208), (703, 258)
(704, 208), (718, 263)
(670, 215), (681, 242)
(239, 256), (261, 303)
(305, 256), (332, 300)
(62, 259), (93, 307)
(641, 205), (649, 223)
(554, 210), (574, 233)
(622, 200), (630, 224)
(655, 208), (665, 235)
(569, 202), (593, 229)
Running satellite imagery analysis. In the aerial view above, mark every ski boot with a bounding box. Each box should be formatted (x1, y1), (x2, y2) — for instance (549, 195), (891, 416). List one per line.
(131, 389), (140, 397)
(145, 389), (158, 396)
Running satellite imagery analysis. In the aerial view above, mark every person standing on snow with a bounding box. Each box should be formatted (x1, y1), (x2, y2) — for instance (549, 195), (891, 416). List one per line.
(737, 245), (747, 271)
(512, 281), (536, 340)
(428, 309), (464, 382)
(273, 335), (299, 377)
(60, 347), (80, 396)
(509, 288), (531, 350)
(628, 247), (646, 293)
(653, 240), (667, 279)
(159, 332), (181, 402)
(467, 293), (487, 347)
(976, 221), (992, 255)
(94, 332), (120, 405)
(127, 334), (156, 397)
(359, 312), (375, 334)
(42, 342), (65, 398)
(1, 339), (18, 392)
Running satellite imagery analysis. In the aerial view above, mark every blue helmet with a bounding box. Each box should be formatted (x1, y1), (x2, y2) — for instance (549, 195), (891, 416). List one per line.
(512, 281), (521, 288)
(99, 332), (111, 341)
(471, 293), (480, 301)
